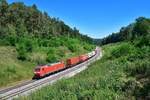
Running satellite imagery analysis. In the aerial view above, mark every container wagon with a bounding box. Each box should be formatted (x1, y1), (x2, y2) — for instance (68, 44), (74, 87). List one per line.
(66, 56), (80, 67)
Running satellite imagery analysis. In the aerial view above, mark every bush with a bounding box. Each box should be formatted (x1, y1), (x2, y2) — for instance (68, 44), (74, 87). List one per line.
(65, 38), (79, 52)
(135, 35), (150, 47)
(68, 44), (77, 52)
(83, 44), (94, 51)
(16, 37), (33, 60)
(111, 43), (135, 58)
(126, 60), (150, 76)
(16, 42), (27, 60)
(46, 48), (58, 63)
(28, 52), (47, 64)
(7, 35), (18, 46)
(0, 39), (10, 46)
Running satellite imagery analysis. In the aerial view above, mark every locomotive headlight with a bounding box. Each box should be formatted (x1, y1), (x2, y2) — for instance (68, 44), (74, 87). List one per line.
(34, 72), (40, 74)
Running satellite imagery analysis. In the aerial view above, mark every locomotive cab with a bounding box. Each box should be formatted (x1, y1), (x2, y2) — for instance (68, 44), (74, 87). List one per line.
(34, 67), (41, 77)
(34, 66), (45, 78)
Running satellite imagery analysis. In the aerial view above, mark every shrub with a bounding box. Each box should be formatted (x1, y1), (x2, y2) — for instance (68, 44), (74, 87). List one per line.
(15, 37), (34, 60)
(126, 60), (150, 76)
(68, 44), (77, 52)
(28, 52), (47, 64)
(46, 48), (58, 63)
(111, 43), (135, 58)
(7, 35), (18, 46)
(83, 44), (94, 51)
(135, 35), (150, 47)
(0, 39), (10, 46)
(16, 42), (27, 60)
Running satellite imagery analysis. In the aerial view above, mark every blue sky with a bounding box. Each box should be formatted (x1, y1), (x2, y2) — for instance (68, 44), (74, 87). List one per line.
(8, 0), (150, 38)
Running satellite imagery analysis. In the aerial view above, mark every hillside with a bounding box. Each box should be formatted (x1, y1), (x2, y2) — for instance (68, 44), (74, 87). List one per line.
(19, 17), (150, 99)
(0, 0), (93, 41)
(0, 0), (95, 88)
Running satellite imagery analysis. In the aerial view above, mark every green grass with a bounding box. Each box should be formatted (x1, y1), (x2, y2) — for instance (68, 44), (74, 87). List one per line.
(18, 42), (150, 100)
(0, 46), (35, 88)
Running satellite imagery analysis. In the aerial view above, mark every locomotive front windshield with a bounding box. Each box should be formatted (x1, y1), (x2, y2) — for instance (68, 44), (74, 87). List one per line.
(35, 68), (40, 71)
(47, 62), (60, 66)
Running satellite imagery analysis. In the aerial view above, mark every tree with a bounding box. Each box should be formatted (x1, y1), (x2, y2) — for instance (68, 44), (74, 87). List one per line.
(0, 0), (8, 26)
(0, 0), (8, 15)
(133, 17), (150, 38)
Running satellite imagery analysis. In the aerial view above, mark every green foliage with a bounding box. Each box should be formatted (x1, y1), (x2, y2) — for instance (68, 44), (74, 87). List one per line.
(83, 43), (95, 51)
(111, 43), (136, 58)
(16, 37), (33, 60)
(135, 34), (150, 47)
(28, 52), (47, 65)
(16, 43), (27, 60)
(0, 46), (35, 87)
(46, 48), (58, 63)
(133, 17), (150, 37)
(125, 59), (150, 76)
(68, 43), (78, 52)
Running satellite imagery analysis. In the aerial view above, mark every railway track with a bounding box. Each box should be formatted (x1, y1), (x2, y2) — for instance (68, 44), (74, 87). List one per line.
(0, 47), (102, 100)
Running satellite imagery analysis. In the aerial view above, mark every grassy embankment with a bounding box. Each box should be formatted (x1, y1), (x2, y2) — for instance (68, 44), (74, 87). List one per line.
(0, 37), (94, 88)
(19, 41), (150, 100)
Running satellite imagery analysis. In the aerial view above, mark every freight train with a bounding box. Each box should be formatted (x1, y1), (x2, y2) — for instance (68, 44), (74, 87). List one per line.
(33, 49), (97, 78)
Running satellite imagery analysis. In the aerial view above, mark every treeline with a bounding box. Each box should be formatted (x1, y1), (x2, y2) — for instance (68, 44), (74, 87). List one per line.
(0, 0), (93, 45)
(0, 0), (94, 61)
(99, 17), (150, 45)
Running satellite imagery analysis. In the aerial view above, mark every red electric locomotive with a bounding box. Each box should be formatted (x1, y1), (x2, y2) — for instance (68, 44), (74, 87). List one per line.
(34, 62), (65, 78)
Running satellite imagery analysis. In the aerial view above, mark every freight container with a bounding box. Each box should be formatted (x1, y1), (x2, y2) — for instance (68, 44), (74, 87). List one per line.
(66, 57), (80, 67)
(79, 54), (88, 62)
